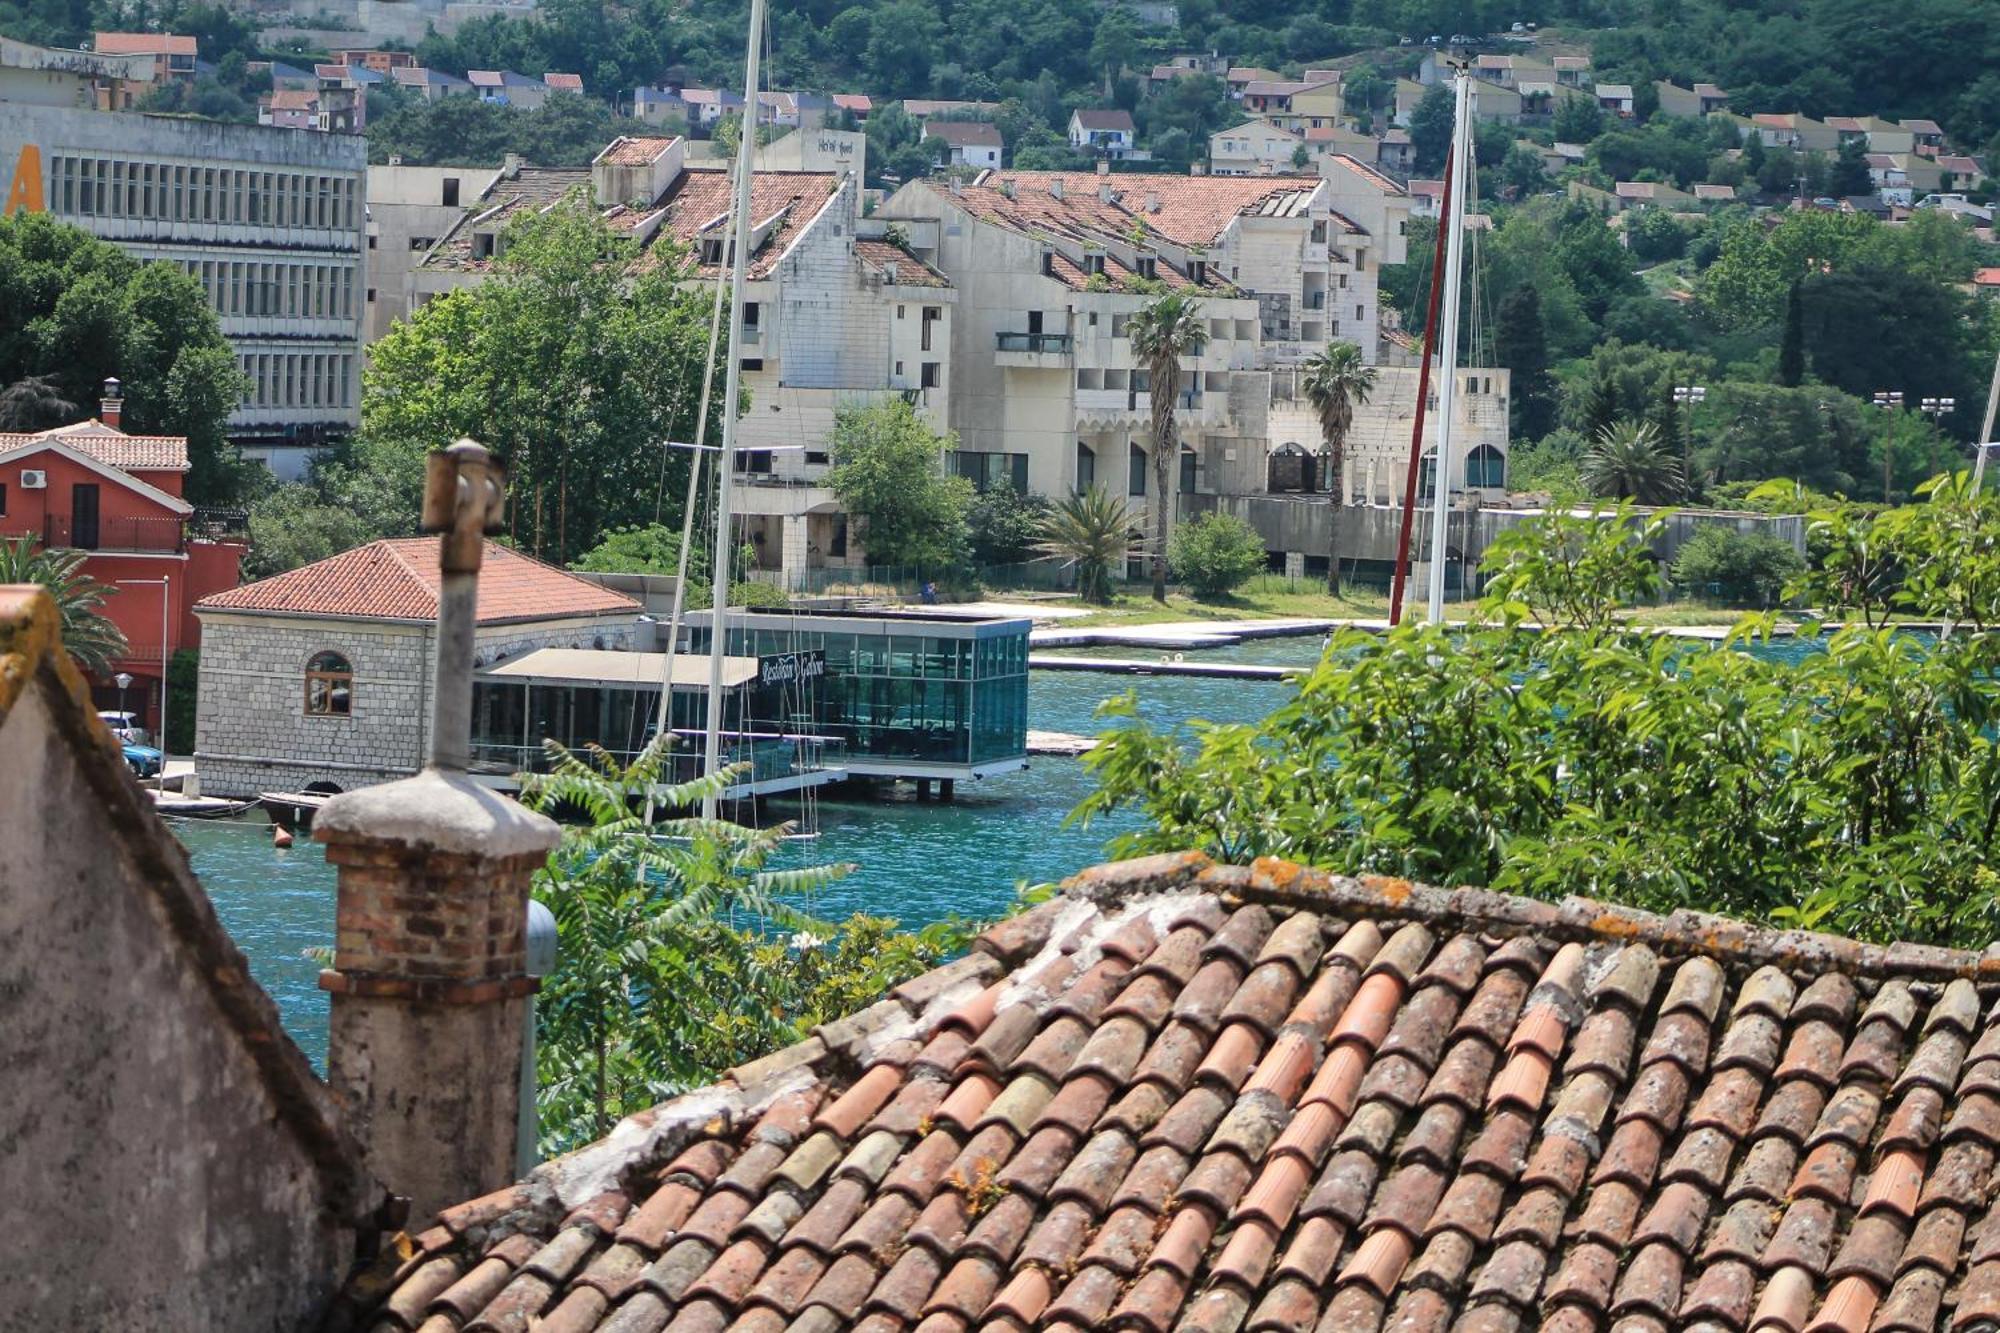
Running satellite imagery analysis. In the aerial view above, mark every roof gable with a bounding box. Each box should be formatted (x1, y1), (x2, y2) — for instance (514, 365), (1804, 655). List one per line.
(331, 850), (2000, 1333)
(0, 437), (192, 514)
(196, 538), (640, 623)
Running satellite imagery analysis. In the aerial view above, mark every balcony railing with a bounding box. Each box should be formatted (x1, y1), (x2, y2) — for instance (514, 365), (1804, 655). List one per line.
(996, 332), (1074, 354)
(42, 515), (187, 553)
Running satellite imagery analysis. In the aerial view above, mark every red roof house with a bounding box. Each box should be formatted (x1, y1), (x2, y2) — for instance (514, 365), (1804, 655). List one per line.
(0, 406), (246, 734)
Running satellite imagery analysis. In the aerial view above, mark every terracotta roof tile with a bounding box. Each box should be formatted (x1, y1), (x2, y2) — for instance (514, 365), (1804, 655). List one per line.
(196, 538), (639, 624)
(0, 420), (190, 472)
(330, 856), (2000, 1333)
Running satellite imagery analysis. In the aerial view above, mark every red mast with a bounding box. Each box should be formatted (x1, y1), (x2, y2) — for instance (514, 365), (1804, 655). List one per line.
(1387, 145), (1455, 626)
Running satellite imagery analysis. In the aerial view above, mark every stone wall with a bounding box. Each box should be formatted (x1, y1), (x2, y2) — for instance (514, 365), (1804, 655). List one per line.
(0, 590), (377, 1328)
(194, 611), (641, 797)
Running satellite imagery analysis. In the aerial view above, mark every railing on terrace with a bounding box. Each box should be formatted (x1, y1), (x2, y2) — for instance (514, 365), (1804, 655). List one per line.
(41, 514), (186, 552)
(996, 332), (1074, 354)
(469, 735), (842, 786)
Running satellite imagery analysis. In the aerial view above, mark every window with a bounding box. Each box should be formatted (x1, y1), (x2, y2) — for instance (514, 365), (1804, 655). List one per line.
(305, 651), (353, 716)
(0, 481), (7, 516)
(1465, 445), (1506, 489)
(1075, 442), (1095, 493)
(1180, 447), (1197, 494)
(1129, 442), (1147, 496)
(412, 236), (436, 251)
(949, 451), (1028, 493)
(920, 361), (941, 389)
(442, 176), (460, 206)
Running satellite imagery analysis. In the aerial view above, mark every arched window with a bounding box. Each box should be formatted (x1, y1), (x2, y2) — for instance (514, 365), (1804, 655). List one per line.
(1465, 445), (1506, 489)
(304, 651), (352, 716)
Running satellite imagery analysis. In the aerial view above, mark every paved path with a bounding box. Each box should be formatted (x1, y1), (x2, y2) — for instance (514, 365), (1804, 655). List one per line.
(1032, 617), (1349, 649)
(1030, 654), (1302, 681)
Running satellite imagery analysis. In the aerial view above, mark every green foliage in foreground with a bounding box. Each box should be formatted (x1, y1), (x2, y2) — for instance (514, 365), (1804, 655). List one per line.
(520, 740), (972, 1151)
(1076, 486), (2000, 949)
(1167, 511), (1268, 601)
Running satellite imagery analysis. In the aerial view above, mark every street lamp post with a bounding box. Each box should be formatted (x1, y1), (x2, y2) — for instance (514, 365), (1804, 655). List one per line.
(114, 671), (132, 722)
(1872, 391), (1905, 502)
(115, 575), (170, 793)
(1672, 384), (1705, 499)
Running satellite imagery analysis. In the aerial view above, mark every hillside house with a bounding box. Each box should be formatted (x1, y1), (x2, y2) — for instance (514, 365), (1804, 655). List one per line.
(1068, 108), (1145, 160)
(923, 120), (1003, 170)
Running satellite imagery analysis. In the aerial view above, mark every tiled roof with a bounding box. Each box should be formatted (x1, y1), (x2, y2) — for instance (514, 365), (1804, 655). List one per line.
(833, 94), (872, 112)
(1072, 109), (1137, 132)
(855, 239), (951, 288)
(95, 30), (195, 55)
(330, 852), (2000, 1333)
(1693, 183), (1738, 199)
(1973, 267), (2000, 286)
(545, 71), (583, 90)
(1321, 152), (1405, 196)
(601, 136), (680, 166)
(925, 121), (1003, 148)
(1552, 55), (1591, 69)
(949, 172), (1320, 251)
(265, 88), (317, 110)
(1901, 119), (1943, 135)
(651, 170), (842, 281)
(421, 167), (592, 270)
(196, 538), (639, 624)
(0, 420), (190, 471)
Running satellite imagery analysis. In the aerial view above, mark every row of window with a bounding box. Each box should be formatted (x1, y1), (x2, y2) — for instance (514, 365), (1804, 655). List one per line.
(235, 351), (357, 411)
(178, 258), (359, 322)
(50, 155), (360, 232)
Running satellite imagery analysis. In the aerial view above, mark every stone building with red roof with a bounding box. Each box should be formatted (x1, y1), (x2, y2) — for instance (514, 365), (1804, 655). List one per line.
(192, 537), (642, 797)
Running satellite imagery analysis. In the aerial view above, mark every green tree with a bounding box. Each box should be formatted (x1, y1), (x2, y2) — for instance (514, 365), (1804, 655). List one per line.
(354, 196), (722, 564)
(826, 399), (972, 571)
(1671, 526), (1805, 607)
(1777, 279), (1805, 387)
(1126, 293), (1208, 602)
(571, 523), (687, 575)
(1076, 492), (2000, 947)
(1552, 92), (1605, 142)
(518, 740), (969, 1146)
(1167, 511), (1266, 600)
(1495, 286), (1556, 441)
(1581, 419), (1683, 503)
(243, 483), (378, 579)
(1035, 488), (1138, 604)
(1497, 144), (1550, 199)
(0, 213), (247, 504)
(966, 485), (1051, 567)
(1408, 85), (1455, 175)
(1300, 341), (1377, 595)
(0, 536), (129, 676)
(1623, 209), (1686, 263)
(1829, 137), (1873, 195)
(0, 373), (77, 431)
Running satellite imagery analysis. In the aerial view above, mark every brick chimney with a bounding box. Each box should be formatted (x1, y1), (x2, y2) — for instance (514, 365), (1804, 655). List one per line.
(313, 442), (560, 1220)
(99, 377), (122, 430)
(1049, 177), (1064, 200)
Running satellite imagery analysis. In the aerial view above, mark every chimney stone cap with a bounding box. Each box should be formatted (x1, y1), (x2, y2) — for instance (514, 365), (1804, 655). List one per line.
(315, 766), (560, 859)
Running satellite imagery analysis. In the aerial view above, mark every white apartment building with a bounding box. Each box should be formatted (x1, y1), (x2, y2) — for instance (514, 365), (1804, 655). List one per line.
(0, 103), (366, 480)
(875, 157), (1421, 519)
(412, 135), (953, 586)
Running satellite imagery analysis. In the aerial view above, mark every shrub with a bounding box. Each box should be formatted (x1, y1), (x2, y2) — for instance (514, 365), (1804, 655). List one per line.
(1167, 512), (1268, 600)
(967, 486), (1051, 567)
(1672, 526), (1805, 607)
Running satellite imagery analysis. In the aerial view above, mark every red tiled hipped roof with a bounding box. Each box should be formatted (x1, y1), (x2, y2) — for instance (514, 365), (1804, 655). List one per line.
(331, 852), (2000, 1333)
(0, 420), (190, 472)
(948, 171), (1320, 251)
(95, 30), (196, 55)
(196, 538), (639, 624)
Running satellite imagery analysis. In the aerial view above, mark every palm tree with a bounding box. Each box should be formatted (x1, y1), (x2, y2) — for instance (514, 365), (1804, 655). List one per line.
(0, 536), (129, 675)
(1126, 292), (1208, 602)
(1300, 341), (1378, 594)
(1036, 488), (1141, 604)
(1581, 420), (1684, 505)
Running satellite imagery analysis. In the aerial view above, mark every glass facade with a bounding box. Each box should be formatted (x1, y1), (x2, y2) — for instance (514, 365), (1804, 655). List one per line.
(469, 680), (811, 785)
(687, 614), (1031, 772)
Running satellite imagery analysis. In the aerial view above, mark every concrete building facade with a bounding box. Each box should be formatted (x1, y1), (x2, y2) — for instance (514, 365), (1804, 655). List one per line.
(0, 104), (366, 480)
(364, 161), (484, 340)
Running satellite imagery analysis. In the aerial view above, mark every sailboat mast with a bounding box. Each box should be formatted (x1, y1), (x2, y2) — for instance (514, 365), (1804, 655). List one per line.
(1425, 68), (1474, 624)
(702, 0), (767, 819)
(1386, 143), (1455, 625)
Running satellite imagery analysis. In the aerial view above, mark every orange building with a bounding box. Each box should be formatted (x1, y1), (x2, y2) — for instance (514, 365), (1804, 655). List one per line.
(0, 390), (246, 734)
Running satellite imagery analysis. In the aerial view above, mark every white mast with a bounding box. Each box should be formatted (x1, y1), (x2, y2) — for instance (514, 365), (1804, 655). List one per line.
(701, 0), (766, 819)
(1425, 67), (1474, 623)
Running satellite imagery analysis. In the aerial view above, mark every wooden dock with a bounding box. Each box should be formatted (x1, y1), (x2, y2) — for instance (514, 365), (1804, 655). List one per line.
(1027, 729), (1100, 756)
(1030, 654), (1301, 681)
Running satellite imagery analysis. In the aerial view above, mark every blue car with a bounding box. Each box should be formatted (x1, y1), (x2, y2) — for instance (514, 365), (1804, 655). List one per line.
(122, 742), (164, 778)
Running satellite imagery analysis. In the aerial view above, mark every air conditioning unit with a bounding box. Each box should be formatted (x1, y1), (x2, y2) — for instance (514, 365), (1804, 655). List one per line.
(19, 470), (47, 489)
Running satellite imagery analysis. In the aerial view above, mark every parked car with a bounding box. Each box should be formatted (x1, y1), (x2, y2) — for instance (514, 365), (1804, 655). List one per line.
(98, 710), (152, 746)
(122, 741), (164, 778)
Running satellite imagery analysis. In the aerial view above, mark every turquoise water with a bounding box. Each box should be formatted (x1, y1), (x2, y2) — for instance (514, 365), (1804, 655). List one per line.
(181, 663), (1296, 1069)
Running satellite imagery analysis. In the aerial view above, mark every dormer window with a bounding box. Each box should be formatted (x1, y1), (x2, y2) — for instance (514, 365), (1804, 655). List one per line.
(1137, 257), (1157, 279)
(1189, 259), (1206, 285)
(1084, 254), (1105, 276)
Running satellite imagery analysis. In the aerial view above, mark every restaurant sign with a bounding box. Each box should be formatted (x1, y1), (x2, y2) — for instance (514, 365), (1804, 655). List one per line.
(758, 650), (827, 688)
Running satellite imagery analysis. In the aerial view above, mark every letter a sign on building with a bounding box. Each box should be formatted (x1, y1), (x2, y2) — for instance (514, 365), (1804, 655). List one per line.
(5, 145), (45, 216)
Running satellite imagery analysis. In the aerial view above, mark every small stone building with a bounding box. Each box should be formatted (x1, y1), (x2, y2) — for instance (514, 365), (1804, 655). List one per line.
(193, 537), (641, 797)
